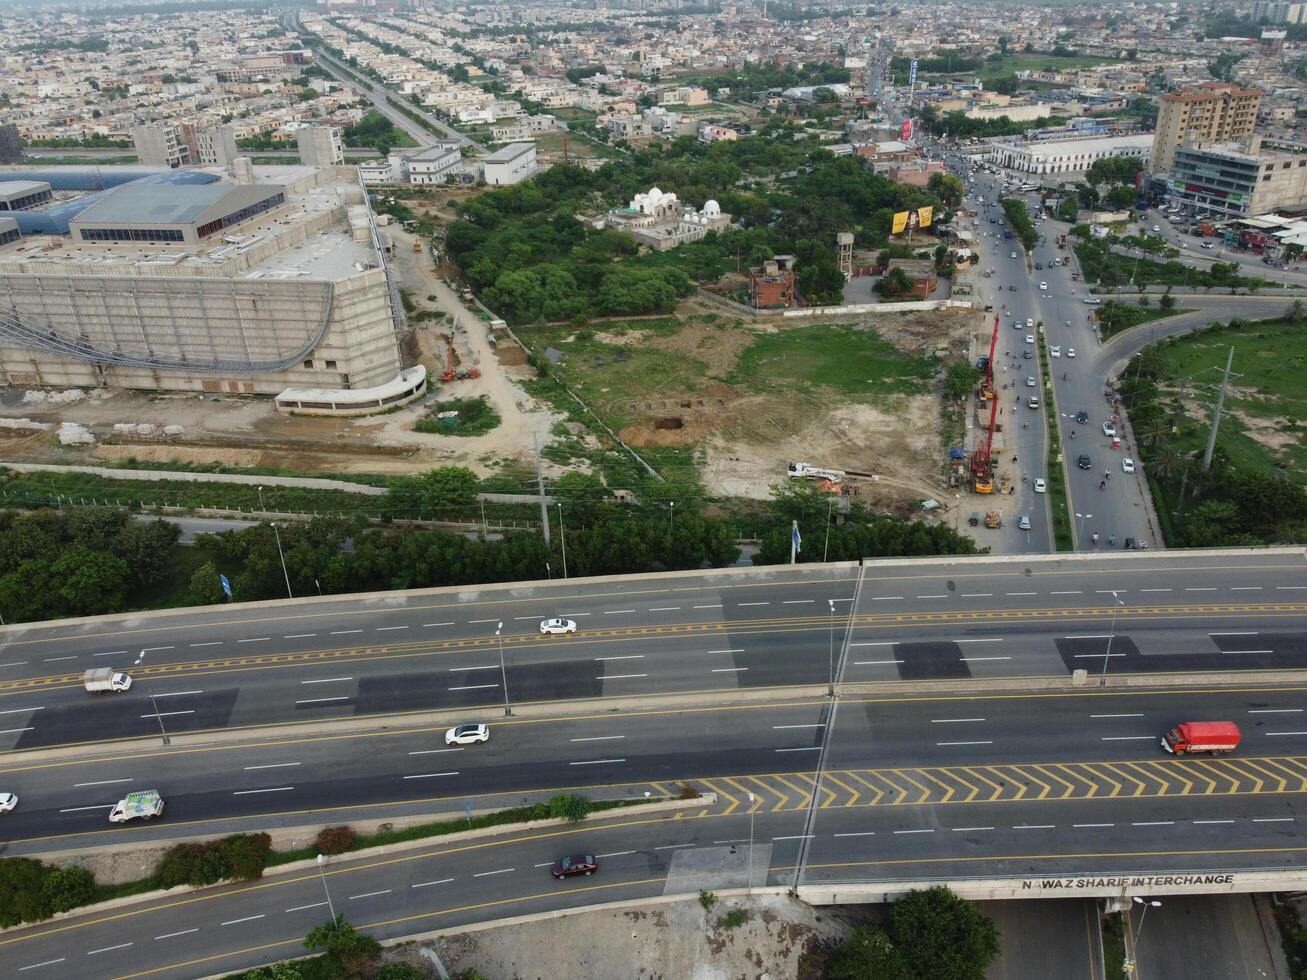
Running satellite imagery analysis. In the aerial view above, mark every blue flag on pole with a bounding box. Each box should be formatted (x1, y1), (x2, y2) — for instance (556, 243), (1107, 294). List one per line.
(219, 574), (233, 599)
(792, 521), (802, 552)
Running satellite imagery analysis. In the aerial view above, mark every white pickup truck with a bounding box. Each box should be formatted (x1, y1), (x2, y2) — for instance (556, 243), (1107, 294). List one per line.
(83, 668), (132, 693)
(109, 790), (164, 823)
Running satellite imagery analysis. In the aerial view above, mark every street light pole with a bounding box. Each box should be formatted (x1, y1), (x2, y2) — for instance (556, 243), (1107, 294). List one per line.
(557, 503), (567, 579)
(1124, 897), (1162, 974)
(1075, 512), (1093, 549)
(315, 854), (337, 921)
(149, 693), (170, 746)
(257, 485), (265, 513)
(1099, 590), (1124, 688)
(827, 599), (835, 697)
(669, 500), (674, 534)
(270, 522), (293, 598)
(747, 791), (755, 894)
(496, 621), (511, 716)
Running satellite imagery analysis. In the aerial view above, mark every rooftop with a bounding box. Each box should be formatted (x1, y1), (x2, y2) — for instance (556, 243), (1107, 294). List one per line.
(0, 180), (49, 197)
(72, 183), (282, 228)
(483, 142), (535, 163)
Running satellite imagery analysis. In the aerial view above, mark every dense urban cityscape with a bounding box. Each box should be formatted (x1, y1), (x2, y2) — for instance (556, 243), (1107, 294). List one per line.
(1, 0), (1307, 977)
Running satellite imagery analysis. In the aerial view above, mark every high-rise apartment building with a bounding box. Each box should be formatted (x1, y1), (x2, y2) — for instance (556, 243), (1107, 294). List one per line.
(193, 125), (241, 167)
(0, 123), (22, 165)
(1252, 1), (1306, 24)
(1150, 82), (1263, 174)
(132, 122), (192, 169)
(296, 125), (344, 167)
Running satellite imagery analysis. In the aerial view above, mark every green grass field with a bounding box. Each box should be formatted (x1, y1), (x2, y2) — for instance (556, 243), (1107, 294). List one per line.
(1153, 318), (1307, 479)
(726, 323), (935, 397)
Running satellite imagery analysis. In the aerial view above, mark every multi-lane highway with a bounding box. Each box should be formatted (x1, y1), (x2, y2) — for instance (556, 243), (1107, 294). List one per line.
(4, 554), (1307, 976)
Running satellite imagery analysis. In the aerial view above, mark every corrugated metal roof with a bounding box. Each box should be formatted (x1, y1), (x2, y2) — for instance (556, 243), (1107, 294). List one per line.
(72, 183), (281, 229)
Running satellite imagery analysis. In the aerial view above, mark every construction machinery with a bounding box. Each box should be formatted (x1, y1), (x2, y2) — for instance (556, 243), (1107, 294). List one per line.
(984, 511), (1002, 529)
(970, 314), (1000, 493)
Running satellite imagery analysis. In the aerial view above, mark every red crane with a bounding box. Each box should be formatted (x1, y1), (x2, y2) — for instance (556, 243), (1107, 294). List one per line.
(971, 314), (1000, 493)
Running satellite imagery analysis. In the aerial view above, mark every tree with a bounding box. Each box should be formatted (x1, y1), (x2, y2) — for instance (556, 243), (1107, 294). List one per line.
(794, 238), (846, 304)
(926, 172), (964, 209)
(889, 886), (1000, 980)
(416, 467), (478, 516)
(944, 361), (982, 402)
(1286, 298), (1306, 323)
(0, 858), (51, 926)
(1105, 184), (1137, 210)
(52, 546), (130, 616)
(189, 561), (226, 605)
(1159, 290), (1175, 311)
(875, 266), (913, 298)
(304, 916), (382, 978)
(1055, 196), (1078, 222)
(113, 519), (182, 588)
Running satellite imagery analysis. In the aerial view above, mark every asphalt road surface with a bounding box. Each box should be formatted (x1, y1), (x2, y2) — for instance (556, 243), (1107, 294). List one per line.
(4, 554), (1307, 751)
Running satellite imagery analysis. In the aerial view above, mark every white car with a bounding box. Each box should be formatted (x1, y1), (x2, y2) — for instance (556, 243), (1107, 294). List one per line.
(1083, 298), (1102, 305)
(1025, 334), (1035, 344)
(1026, 375), (1036, 387)
(445, 723), (490, 746)
(1039, 281), (1048, 291)
(1122, 458), (1137, 474)
(1028, 396), (1040, 409)
(1152, 225), (1161, 233)
(1050, 346), (1061, 358)
(1102, 421), (1117, 437)
(0, 792), (16, 813)
(1202, 241), (1215, 249)
(1067, 347), (1076, 358)
(1010, 251), (1018, 259)
(1026, 318), (1034, 327)
(1034, 478), (1047, 493)
(539, 618), (577, 635)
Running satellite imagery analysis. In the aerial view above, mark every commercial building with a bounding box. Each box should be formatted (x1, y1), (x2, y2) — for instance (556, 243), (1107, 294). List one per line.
(1149, 82), (1263, 175)
(0, 164), (417, 412)
(0, 124), (22, 166)
(407, 141), (463, 184)
(1169, 136), (1307, 218)
(985, 133), (1152, 176)
(132, 123), (191, 169)
(296, 126), (344, 167)
(482, 142), (537, 186)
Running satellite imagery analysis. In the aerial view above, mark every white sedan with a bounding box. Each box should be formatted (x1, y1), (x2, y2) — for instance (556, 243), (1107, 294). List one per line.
(1025, 334), (1035, 344)
(0, 792), (16, 813)
(1026, 376), (1036, 387)
(1067, 348), (1076, 358)
(446, 724), (490, 746)
(1050, 346), (1061, 358)
(1102, 421), (1118, 437)
(1034, 478), (1046, 493)
(1039, 282), (1048, 291)
(1122, 458), (1137, 474)
(1026, 318), (1034, 327)
(539, 618), (577, 635)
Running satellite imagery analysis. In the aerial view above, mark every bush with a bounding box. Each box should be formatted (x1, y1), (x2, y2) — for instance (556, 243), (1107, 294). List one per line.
(305, 915), (383, 977)
(699, 888), (717, 911)
(717, 908), (750, 930)
(220, 833), (272, 881)
(43, 865), (96, 913)
(154, 843), (212, 889)
(0, 857), (52, 926)
(547, 792), (592, 823)
(316, 825), (357, 856)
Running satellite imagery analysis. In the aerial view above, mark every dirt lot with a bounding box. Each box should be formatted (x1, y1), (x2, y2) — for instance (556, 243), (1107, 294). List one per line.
(526, 307), (978, 507)
(428, 894), (853, 980)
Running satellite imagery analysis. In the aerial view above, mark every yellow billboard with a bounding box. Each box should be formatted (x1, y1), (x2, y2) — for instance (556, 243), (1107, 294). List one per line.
(892, 206), (934, 234)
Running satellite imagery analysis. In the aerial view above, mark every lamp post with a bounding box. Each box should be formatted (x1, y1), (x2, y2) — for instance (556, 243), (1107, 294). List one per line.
(557, 503), (567, 579)
(315, 854), (337, 921)
(257, 485), (264, 513)
(827, 599), (836, 697)
(1075, 512), (1093, 549)
(1123, 897), (1162, 974)
(1099, 589), (1125, 688)
(496, 621), (511, 716)
(149, 693), (170, 746)
(270, 521), (293, 598)
(822, 497), (834, 562)
(746, 791), (755, 894)
(669, 500), (675, 534)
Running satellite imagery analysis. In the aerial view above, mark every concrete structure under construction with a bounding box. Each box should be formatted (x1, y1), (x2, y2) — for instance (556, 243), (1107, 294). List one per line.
(0, 164), (415, 410)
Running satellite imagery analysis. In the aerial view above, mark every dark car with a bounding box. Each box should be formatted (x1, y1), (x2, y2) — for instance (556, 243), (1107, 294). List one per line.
(552, 854), (598, 879)
(1077, 454), (1092, 470)
(1076, 410), (1089, 424)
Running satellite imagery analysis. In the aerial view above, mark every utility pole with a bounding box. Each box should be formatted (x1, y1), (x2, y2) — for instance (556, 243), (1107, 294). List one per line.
(1201, 346), (1235, 471)
(533, 430), (551, 547)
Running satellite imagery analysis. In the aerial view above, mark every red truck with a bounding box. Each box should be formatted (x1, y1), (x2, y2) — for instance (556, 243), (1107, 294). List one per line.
(1161, 721), (1241, 756)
